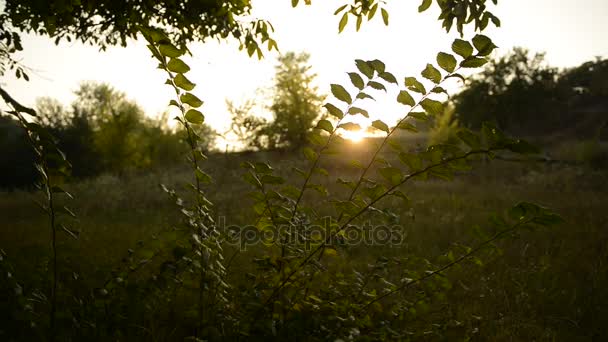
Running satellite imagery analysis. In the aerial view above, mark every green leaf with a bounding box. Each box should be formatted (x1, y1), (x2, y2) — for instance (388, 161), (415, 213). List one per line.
(348, 107), (369, 117)
(348, 72), (365, 90)
(381, 8), (389, 25)
(196, 168), (212, 183)
(355, 59), (374, 79)
(460, 57), (488, 68)
(303, 147), (317, 161)
(180, 93), (203, 108)
(370, 59), (386, 73)
(408, 112), (428, 121)
(446, 73), (466, 83)
(452, 39), (473, 58)
(472, 34), (497, 56)
(261, 174), (284, 185)
(372, 120), (389, 133)
(437, 52), (457, 73)
(169, 99), (180, 108)
(339, 13), (349, 33)
(331, 84), (352, 104)
(379, 167), (402, 185)
(324, 103), (344, 119)
(338, 122), (361, 131)
(291, 0), (299, 7)
(356, 92), (375, 101)
(420, 98), (443, 115)
(174, 73), (195, 91)
(368, 4), (378, 20)
(158, 43), (183, 58)
(421, 64), (442, 83)
(397, 90), (415, 106)
(167, 58), (190, 73)
(379, 71), (398, 84)
(404, 77), (426, 94)
(457, 129), (481, 149)
(397, 122), (418, 132)
(316, 119), (334, 133)
(368, 81), (386, 91)
(399, 153), (422, 171)
(418, 0), (432, 12)
(184, 109), (204, 124)
(334, 4), (348, 15)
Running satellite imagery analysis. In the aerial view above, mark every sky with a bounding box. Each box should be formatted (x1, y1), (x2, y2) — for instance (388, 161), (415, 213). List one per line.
(2, 0), (607, 148)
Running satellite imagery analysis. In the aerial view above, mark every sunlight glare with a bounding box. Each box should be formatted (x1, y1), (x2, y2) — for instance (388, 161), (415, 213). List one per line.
(341, 129), (366, 143)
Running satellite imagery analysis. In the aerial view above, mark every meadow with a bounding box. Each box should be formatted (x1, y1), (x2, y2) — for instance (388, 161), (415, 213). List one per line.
(1, 135), (607, 340)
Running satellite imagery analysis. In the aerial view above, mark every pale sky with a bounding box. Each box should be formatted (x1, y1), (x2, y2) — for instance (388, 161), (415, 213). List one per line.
(2, 0), (607, 147)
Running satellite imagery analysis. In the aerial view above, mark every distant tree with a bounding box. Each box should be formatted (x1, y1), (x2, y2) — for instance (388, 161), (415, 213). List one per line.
(265, 52), (325, 150)
(228, 52), (324, 150)
(453, 47), (560, 134)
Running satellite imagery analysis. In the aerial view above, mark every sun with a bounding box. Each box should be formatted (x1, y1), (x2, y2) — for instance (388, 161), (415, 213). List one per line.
(341, 129), (366, 143)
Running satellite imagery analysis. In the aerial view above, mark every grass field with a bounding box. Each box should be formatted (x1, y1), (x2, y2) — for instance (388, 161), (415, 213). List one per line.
(1, 136), (607, 340)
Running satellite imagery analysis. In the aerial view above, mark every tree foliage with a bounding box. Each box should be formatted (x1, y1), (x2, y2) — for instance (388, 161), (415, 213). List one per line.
(453, 48), (608, 137)
(230, 52), (324, 150)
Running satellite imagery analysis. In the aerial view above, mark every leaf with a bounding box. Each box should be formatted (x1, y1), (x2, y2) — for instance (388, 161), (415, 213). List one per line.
(167, 58), (190, 73)
(334, 4), (348, 15)
(338, 122), (361, 131)
(368, 4), (379, 20)
(381, 8), (389, 25)
(420, 98), (443, 115)
(331, 84), (352, 104)
(184, 109), (204, 124)
(348, 107), (369, 118)
(291, 0), (299, 7)
(421, 64), (442, 83)
(437, 52), (457, 73)
(180, 93), (203, 108)
(460, 57), (488, 68)
(316, 119), (334, 133)
(379, 71), (398, 84)
(339, 12), (349, 33)
(158, 43), (183, 58)
(397, 122), (418, 132)
(457, 129), (481, 149)
(356, 15), (363, 31)
(418, 0), (432, 12)
(261, 175), (284, 185)
(379, 167), (402, 185)
(372, 120), (389, 133)
(397, 90), (415, 106)
(355, 59), (374, 79)
(348, 72), (365, 90)
(404, 77), (426, 94)
(356, 92), (375, 101)
(324, 103), (344, 119)
(408, 112), (428, 121)
(472, 34), (497, 56)
(174, 73), (195, 91)
(446, 73), (466, 83)
(452, 39), (473, 58)
(370, 59), (386, 73)
(196, 168), (212, 183)
(368, 81), (386, 92)
(399, 153), (422, 171)
(303, 147), (317, 161)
